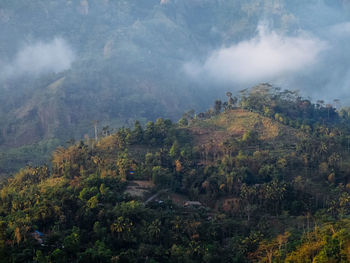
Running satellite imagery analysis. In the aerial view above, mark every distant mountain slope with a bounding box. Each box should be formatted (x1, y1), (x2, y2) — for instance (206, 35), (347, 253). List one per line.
(1, 0), (350, 173)
(0, 0), (300, 147)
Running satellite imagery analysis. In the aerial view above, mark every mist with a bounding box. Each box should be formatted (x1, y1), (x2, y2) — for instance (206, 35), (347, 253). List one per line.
(0, 37), (75, 80)
(184, 23), (327, 87)
(183, 0), (350, 102)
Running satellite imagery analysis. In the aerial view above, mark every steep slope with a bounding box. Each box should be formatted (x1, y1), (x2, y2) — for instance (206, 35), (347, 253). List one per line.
(4, 0), (350, 173)
(2, 0), (350, 173)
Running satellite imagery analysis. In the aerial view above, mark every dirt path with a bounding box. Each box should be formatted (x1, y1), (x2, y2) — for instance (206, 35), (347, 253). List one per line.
(145, 189), (169, 204)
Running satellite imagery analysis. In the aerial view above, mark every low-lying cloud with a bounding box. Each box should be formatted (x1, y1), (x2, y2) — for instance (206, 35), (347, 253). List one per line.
(185, 24), (327, 86)
(1, 37), (75, 80)
(328, 22), (350, 37)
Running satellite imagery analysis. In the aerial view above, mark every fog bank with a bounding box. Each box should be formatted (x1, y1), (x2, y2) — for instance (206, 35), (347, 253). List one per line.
(0, 37), (75, 80)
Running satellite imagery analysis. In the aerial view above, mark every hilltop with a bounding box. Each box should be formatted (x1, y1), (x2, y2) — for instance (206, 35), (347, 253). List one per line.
(1, 88), (350, 262)
(189, 109), (305, 160)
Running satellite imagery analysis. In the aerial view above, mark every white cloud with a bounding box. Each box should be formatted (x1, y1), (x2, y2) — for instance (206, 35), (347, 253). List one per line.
(328, 22), (350, 37)
(1, 37), (75, 79)
(185, 24), (328, 85)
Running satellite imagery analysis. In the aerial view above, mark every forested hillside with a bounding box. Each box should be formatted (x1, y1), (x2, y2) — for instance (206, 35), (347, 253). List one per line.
(2, 0), (350, 173)
(2, 87), (350, 262)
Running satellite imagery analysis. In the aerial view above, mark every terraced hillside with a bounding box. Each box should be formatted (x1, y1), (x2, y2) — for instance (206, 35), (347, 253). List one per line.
(190, 109), (305, 157)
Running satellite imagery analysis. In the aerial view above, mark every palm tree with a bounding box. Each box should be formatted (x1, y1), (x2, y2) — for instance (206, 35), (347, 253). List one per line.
(148, 219), (161, 243)
(318, 142), (328, 157)
(111, 216), (125, 240)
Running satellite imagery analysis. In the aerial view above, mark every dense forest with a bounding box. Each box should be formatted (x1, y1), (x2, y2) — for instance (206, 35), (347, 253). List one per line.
(2, 86), (350, 262)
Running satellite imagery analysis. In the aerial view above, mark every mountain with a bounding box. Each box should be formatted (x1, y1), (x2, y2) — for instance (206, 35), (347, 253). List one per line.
(3, 1), (350, 261)
(2, 0), (350, 173)
(1, 88), (350, 262)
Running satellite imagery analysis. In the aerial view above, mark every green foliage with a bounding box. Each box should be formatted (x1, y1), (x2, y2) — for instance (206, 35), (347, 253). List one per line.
(152, 166), (172, 187)
(2, 90), (350, 261)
